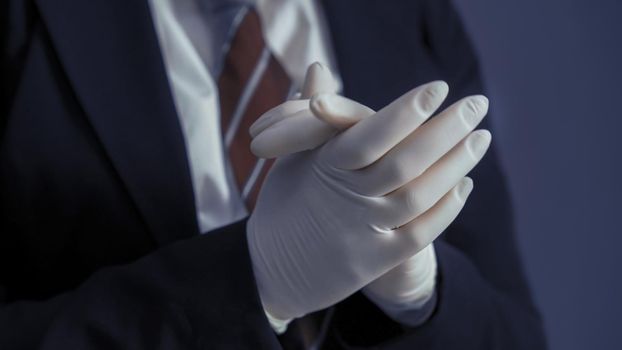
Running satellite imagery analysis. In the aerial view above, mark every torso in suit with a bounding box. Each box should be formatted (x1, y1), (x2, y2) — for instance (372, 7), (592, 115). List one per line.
(0, 0), (547, 348)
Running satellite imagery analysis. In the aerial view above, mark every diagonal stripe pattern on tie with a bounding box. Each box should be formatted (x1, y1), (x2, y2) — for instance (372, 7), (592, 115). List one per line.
(217, 8), (292, 210)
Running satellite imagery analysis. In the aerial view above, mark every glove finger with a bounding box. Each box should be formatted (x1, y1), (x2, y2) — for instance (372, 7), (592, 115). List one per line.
(300, 62), (339, 99)
(251, 109), (337, 158)
(323, 81), (448, 170)
(373, 130), (491, 230)
(354, 95), (489, 196)
(310, 93), (375, 130)
(249, 99), (309, 138)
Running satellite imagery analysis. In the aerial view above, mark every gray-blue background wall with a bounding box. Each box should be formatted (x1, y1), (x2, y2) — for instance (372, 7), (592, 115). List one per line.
(453, 0), (621, 349)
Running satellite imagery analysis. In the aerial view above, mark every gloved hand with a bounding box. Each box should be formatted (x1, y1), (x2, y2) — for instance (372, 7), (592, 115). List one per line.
(247, 74), (491, 322)
(251, 64), (490, 325)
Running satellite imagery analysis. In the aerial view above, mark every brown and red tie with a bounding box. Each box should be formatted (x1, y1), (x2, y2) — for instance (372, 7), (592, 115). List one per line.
(218, 7), (292, 210)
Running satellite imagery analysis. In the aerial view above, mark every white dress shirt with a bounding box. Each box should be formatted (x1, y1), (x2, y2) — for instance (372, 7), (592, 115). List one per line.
(148, 0), (339, 234)
(148, 0), (433, 331)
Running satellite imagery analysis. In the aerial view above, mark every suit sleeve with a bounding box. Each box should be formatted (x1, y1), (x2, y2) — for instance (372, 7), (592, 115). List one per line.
(326, 0), (547, 349)
(0, 220), (281, 350)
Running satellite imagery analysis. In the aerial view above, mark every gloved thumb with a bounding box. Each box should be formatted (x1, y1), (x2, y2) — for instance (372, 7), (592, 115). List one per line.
(301, 62), (339, 98)
(249, 62), (337, 139)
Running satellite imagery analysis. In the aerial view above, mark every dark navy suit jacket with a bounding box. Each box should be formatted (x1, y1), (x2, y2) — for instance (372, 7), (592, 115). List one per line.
(0, 0), (547, 348)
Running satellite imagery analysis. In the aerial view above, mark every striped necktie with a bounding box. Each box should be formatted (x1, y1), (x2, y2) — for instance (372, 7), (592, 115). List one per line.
(218, 7), (330, 349)
(218, 7), (292, 210)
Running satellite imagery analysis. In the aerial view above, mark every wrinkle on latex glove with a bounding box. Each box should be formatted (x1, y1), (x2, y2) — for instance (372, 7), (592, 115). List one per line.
(363, 233), (439, 327)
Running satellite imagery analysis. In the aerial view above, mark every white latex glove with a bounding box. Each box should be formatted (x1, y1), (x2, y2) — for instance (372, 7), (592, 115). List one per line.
(247, 78), (491, 322)
(252, 64), (488, 325)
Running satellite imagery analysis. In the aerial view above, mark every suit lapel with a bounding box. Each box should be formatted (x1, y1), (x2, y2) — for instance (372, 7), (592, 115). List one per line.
(35, 0), (199, 244)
